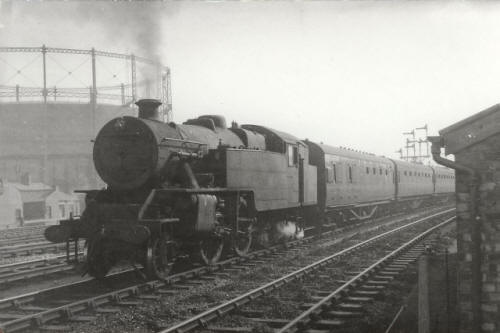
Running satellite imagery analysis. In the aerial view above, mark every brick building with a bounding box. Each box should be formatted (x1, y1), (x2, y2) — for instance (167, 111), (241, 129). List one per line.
(0, 176), (80, 228)
(430, 104), (500, 332)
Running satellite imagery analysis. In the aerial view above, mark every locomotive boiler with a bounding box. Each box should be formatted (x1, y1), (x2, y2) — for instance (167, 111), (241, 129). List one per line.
(46, 99), (317, 279)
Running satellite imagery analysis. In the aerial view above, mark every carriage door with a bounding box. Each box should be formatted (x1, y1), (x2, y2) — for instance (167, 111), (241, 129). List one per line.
(287, 143), (301, 204)
(299, 156), (304, 204)
(297, 144), (308, 205)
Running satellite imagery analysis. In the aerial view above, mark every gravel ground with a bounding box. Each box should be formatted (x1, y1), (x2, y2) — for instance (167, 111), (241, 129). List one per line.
(332, 221), (457, 333)
(65, 211), (449, 333)
(0, 224), (46, 240)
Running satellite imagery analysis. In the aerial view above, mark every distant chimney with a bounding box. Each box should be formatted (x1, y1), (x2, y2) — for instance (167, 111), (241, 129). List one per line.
(20, 172), (31, 185)
(135, 99), (163, 122)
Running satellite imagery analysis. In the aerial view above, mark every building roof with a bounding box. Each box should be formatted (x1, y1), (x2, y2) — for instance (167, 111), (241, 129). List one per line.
(18, 190), (53, 203)
(46, 188), (79, 202)
(12, 182), (52, 191)
(439, 103), (500, 154)
(10, 182), (53, 203)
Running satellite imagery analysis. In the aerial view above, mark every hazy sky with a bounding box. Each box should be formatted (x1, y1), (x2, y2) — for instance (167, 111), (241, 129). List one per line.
(2, 1), (500, 159)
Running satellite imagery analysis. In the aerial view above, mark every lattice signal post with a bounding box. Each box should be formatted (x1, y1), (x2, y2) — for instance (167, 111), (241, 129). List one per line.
(0, 45), (172, 191)
(397, 125), (431, 164)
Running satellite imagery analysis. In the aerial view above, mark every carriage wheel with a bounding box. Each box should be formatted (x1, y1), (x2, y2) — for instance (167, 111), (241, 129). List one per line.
(145, 235), (174, 280)
(233, 224), (253, 257)
(199, 236), (224, 265)
(85, 238), (111, 280)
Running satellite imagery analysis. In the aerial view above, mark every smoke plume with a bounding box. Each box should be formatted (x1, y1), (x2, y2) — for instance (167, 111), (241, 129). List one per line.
(0, 1), (179, 97)
(0, 1), (178, 60)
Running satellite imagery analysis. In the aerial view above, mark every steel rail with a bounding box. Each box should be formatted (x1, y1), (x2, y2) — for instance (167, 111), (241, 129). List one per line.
(0, 263), (73, 284)
(0, 254), (67, 272)
(158, 208), (455, 333)
(0, 206), (452, 332)
(0, 268), (132, 311)
(0, 236), (315, 332)
(277, 216), (456, 333)
(0, 236), (46, 247)
(0, 242), (74, 259)
(0, 253), (83, 284)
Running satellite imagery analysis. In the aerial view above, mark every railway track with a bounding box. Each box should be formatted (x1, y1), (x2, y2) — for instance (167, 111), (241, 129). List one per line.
(0, 254), (81, 285)
(0, 207), (454, 333)
(0, 242), (69, 260)
(158, 212), (455, 333)
(0, 207), (444, 289)
(0, 224), (48, 246)
(0, 235), (46, 248)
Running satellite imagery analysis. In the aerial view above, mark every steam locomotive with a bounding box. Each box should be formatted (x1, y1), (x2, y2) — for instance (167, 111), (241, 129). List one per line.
(45, 99), (455, 279)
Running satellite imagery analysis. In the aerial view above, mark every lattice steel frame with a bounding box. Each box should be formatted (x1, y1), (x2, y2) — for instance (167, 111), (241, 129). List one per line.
(0, 45), (173, 121)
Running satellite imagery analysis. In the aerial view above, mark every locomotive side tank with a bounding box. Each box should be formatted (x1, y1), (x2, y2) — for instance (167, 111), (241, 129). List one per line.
(46, 99), (318, 279)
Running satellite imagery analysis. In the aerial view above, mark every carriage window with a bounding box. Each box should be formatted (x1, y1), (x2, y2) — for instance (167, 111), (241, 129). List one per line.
(348, 166), (353, 183)
(404, 171), (407, 176)
(326, 167), (333, 183)
(366, 167), (370, 174)
(287, 144), (298, 166)
(385, 169), (388, 175)
(326, 164), (337, 183)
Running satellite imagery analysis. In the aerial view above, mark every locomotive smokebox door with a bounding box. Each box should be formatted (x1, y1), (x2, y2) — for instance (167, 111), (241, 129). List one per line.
(193, 194), (218, 233)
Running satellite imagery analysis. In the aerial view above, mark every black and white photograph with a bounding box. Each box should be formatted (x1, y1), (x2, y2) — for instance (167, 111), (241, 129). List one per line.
(0, 1), (498, 332)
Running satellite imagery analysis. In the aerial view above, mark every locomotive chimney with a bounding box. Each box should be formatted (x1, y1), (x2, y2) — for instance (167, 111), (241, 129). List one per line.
(136, 99), (163, 122)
